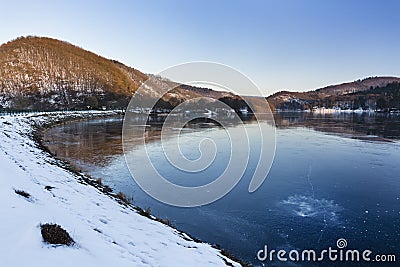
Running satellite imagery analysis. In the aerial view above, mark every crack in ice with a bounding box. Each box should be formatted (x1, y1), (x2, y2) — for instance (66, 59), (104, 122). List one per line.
(306, 165), (329, 243)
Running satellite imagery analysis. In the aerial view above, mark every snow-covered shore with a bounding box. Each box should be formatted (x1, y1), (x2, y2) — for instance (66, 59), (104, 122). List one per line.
(0, 111), (242, 267)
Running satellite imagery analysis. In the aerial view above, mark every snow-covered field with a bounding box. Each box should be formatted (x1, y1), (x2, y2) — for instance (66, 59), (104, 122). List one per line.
(0, 111), (241, 267)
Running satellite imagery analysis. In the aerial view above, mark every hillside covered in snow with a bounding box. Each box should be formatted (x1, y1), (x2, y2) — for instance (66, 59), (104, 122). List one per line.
(0, 111), (243, 267)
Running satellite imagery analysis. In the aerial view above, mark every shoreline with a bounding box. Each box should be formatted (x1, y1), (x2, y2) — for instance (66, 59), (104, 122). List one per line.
(0, 111), (248, 267)
(274, 109), (400, 114)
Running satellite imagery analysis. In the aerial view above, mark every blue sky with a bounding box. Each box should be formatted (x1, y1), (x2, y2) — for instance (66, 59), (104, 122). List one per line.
(2, 0), (400, 95)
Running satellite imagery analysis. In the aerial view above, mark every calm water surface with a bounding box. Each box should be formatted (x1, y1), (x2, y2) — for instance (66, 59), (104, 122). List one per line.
(44, 113), (400, 266)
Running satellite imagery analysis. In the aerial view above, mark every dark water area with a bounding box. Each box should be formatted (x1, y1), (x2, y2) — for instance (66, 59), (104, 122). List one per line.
(44, 112), (400, 266)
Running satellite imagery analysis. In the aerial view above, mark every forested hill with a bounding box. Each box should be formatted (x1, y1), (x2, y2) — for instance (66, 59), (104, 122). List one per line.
(0, 36), (146, 109)
(0, 36), (239, 110)
(267, 77), (400, 111)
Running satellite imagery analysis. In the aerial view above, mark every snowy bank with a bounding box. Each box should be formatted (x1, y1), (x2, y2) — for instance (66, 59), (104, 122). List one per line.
(0, 111), (242, 267)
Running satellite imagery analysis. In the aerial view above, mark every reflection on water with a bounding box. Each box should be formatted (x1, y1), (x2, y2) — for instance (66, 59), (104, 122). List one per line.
(44, 112), (400, 266)
(44, 112), (400, 168)
(44, 117), (125, 168)
(44, 114), (257, 168)
(274, 112), (400, 141)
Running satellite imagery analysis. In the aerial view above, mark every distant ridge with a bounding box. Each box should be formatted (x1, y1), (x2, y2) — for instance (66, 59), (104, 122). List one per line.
(315, 76), (400, 95)
(267, 77), (400, 111)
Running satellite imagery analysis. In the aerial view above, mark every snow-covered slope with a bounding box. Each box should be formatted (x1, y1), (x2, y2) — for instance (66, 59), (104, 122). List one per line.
(0, 111), (241, 267)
